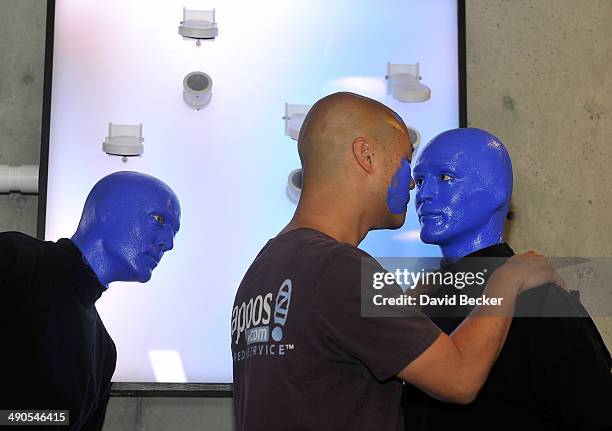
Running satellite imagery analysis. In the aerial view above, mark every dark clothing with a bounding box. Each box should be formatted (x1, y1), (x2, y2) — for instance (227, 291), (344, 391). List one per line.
(403, 243), (612, 431)
(0, 232), (116, 431)
(232, 228), (441, 431)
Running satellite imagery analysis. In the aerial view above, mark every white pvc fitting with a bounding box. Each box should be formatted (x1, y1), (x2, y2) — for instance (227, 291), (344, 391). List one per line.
(179, 8), (219, 41)
(388, 74), (431, 103)
(103, 123), (144, 157)
(287, 169), (303, 204)
(183, 71), (213, 110)
(287, 113), (306, 141)
(0, 164), (39, 194)
(407, 126), (421, 148)
(386, 62), (431, 103)
(284, 103), (311, 141)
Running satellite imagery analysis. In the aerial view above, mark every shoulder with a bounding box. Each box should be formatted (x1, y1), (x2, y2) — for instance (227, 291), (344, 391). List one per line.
(0, 231), (40, 245)
(515, 284), (608, 356)
(320, 242), (379, 277)
(0, 233), (49, 315)
(313, 242), (388, 301)
(0, 231), (46, 260)
(516, 283), (583, 318)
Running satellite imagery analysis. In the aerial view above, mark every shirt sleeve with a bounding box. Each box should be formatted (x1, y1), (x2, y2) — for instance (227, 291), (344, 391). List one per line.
(314, 246), (441, 382)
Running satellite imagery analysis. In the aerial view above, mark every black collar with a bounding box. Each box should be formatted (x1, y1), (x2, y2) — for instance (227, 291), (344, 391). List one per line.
(55, 238), (105, 307)
(440, 242), (515, 271)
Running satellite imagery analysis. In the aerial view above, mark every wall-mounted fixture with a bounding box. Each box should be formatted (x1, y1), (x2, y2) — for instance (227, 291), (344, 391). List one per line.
(178, 8), (218, 46)
(283, 103), (311, 141)
(286, 168), (302, 204)
(0, 164), (38, 194)
(386, 62), (431, 103)
(407, 126), (421, 149)
(183, 71), (213, 110)
(102, 123), (144, 162)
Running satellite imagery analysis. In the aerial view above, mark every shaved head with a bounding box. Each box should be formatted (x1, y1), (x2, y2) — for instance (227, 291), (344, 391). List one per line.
(298, 92), (410, 185)
(288, 92), (415, 236)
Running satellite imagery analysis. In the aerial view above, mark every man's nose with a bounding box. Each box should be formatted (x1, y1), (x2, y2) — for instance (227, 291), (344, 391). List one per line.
(158, 228), (175, 252)
(416, 176), (437, 204)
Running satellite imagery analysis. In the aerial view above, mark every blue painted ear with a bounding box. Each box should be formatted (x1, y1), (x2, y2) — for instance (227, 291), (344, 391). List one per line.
(387, 159), (412, 214)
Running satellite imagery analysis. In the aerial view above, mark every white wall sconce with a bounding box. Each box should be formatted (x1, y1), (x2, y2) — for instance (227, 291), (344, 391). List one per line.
(178, 8), (218, 46)
(102, 123), (144, 162)
(407, 126), (421, 149)
(287, 168), (303, 204)
(183, 71), (213, 110)
(283, 103), (311, 141)
(386, 62), (431, 103)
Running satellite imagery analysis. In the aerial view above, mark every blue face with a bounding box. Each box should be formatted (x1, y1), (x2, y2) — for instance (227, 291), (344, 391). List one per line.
(386, 158), (413, 215)
(413, 128), (512, 259)
(102, 185), (181, 283)
(71, 172), (183, 285)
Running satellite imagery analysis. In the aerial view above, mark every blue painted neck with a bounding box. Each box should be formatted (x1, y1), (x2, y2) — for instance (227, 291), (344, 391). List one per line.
(71, 232), (117, 288)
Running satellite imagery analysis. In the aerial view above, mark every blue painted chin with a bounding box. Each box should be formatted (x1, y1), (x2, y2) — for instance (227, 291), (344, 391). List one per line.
(134, 253), (162, 281)
(386, 159), (412, 215)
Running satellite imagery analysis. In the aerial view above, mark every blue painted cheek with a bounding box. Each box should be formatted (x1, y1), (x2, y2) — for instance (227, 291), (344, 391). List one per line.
(386, 159), (412, 214)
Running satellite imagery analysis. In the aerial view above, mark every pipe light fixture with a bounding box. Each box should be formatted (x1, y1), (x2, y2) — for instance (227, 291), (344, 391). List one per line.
(179, 8), (218, 46)
(386, 62), (431, 103)
(102, 123), (144, 162)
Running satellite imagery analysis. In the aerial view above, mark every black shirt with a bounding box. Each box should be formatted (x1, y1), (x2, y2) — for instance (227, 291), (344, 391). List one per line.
(0, 232), (117, 430)
(403, 243), (612, 431)
(232, 228), (441, 431)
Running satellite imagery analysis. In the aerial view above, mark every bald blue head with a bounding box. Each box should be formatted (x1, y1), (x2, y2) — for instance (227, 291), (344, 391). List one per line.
(413, 128), (512, 260)
(72, 171), (181, 287)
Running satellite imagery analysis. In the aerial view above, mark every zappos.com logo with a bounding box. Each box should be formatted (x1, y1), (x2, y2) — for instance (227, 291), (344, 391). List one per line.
(231, 279), (292, 345)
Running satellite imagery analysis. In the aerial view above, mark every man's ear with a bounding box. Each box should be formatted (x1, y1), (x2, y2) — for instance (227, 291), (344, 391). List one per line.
(352, 137), (374, 173)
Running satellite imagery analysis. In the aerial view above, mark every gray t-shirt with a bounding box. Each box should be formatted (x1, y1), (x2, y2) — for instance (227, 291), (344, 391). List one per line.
(231, 228), (441, 431)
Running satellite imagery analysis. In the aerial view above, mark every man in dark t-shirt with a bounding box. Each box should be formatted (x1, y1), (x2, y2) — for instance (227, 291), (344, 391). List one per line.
(0, 172), (180, 430)
(231, 93), (566, 430)
(232, 228), (439, 430)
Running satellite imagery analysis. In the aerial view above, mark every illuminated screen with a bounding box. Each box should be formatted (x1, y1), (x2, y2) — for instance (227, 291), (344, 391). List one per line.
(42, 0), (462, 383)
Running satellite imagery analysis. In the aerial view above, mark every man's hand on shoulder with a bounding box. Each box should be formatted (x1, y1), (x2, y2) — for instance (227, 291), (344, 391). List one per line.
(497, 251), (568, 294)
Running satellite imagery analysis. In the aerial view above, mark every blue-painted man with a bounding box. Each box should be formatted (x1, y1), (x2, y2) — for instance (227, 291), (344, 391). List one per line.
(404, 128), (611, 431)
(0, 171), (180, 431)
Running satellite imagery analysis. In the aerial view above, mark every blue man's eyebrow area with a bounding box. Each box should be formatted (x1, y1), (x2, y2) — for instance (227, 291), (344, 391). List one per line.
(167, 214), (180, 232)
(415, 158), (461, 171)
(169, 214), (181, 234)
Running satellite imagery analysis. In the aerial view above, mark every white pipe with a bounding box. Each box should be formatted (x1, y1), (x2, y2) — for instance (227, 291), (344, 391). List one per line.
(0, 164), (39, 194)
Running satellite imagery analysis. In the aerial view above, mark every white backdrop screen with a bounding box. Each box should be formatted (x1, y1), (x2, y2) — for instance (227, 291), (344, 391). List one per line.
(44, 0), (460, 383)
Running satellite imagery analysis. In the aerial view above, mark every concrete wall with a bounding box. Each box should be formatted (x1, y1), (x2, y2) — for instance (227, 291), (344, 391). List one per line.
(465, 0), (612, 347)
(0, 0), (43, 235)
(102, 397), (234, 431)
(0, 0), (610, 430)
